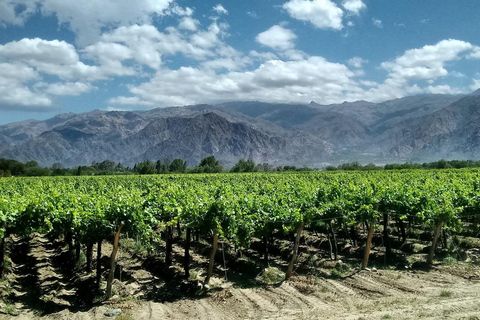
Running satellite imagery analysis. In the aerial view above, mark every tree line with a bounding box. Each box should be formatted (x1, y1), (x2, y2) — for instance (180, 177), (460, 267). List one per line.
(2, 157), (479, 177)
(0, 157), (317, 177)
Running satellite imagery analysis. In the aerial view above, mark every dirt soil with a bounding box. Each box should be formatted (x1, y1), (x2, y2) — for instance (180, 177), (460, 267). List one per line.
(3, 265), (479, 319)
(2, 234), (480, 320)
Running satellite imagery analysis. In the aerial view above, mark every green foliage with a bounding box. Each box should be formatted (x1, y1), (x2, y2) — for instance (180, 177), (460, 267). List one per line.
(169, 159), (187, 173)
(230, 159), (256, 173)
(193, 156), (223, 173)
(0, 168), (478, 285)
(134, 160), (156, 175)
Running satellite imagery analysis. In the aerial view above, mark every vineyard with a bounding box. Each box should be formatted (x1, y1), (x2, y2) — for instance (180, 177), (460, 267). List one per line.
(1, 170), (480, 319)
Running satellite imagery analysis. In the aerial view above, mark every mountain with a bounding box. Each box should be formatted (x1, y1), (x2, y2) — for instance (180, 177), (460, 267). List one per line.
(0, 91), (478, 167)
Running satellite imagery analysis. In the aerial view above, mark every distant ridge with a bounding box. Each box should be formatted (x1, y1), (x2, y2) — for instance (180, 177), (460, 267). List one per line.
(0, 91), (479, 167)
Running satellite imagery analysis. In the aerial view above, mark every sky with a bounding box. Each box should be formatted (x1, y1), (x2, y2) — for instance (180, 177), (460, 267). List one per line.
(0, 0), (480, 124)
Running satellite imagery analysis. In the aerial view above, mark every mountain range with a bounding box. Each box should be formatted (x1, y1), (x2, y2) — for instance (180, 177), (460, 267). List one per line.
(1, 90), (480, 168)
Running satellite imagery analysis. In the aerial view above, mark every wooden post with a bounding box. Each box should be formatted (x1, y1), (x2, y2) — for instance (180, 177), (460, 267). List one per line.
(165, 226), (173, 267)
(204, 233), (218, 285)
(86, 243), (93, 273)
(350, 225), (357, 247)
(427, 220), (444, 265)
(264, 234), (269, 267)
(184, 228), (191, 279)
(383, 213), (392, 259)
(75, 233), (81, 262)
(96, 240), (102, 291)
(329, 221), (338, 261)
(362, 221), (375, 270)
(0, 235), (4, 277)
(286, 222), (304, 280)
(106, 225), (123, 299)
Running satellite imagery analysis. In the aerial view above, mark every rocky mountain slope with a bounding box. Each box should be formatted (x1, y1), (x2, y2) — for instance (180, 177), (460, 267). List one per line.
(1, 91), (479, 167)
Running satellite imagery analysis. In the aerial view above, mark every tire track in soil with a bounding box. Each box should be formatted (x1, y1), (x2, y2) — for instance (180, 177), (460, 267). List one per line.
(364, 272), (420, 295)
(235, 288), (279, 315)
(343, 272), (395, 297)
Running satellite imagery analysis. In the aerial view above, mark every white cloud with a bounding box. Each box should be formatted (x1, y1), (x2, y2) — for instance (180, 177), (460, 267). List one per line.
(167, 5), (193, 17)
(426, 85), (463, 95)
(468, 46), (480, 59)
(40, 0), (173, 47)
(213, 4), (228, 15)
(109, 96), (153, 106)
(0, 38), (125, 80)
(256, 25), (297, 51)
(0, 38), (79, 65)
(178, 17), (200, 31)
(381, 39), (473, 81)
(283, 0), (343, 30)
(372, 18), (382, 28)
(44, 82), (94, 95)
(249, 50), (278, 62)
(347, 56), (367, 68)
(0, 62), (52, 110)
(356, 39), (477, 102)
(0, 0), (38, 26)
(342, 0), (366, 15)
(111, 56), (358, 107)
(470, 79), (480, 92)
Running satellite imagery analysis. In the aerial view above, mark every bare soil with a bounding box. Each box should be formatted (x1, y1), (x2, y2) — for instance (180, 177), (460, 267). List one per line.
(1, 233), (480, 320)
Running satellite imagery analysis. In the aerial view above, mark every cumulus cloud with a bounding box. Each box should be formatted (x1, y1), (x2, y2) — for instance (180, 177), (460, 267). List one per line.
(39, 0), (173, 47)
(109, 56), (358, 107)
(347, 57), (367, 68)
(425, 85), (463, 95)
(468, 46), (480, 59)
(470, 79), (480, 92)
(0, 38), (126, 80)
(256, 25), (297, 51)
(342, 0), (366, 15)
(381, 39), (473, 81)
(109, 96), (153, 106)
(356, 39), (476, 102)
(0, 62), (52, 110)
(44, 82), (94, 95)
(283, 0), (343, 30)
(213, 4), (228, 15)
(179, 17), (200, 31)
(0, 0), (38, 26)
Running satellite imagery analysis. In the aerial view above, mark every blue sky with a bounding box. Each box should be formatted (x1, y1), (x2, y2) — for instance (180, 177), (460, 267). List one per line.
(0, 0), (480, 124)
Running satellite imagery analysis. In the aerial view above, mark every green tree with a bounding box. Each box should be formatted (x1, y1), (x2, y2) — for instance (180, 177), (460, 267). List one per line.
(169, 159), (187, 173)
(230, 159), (256, 172)
(195, 156), (223, 173)
(134, 160), (156, 174)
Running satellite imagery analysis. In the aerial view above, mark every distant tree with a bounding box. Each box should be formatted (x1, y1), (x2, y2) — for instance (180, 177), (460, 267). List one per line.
(362, 163), (382, 171)
(436, 159), (451, 169)
(134, 160), (156, 174)
(115, 163), (127, 172)
(325, 166), (337, 171)
(25, 160), (39, 168)
(230, 159), (256, 173)
(338, 162), (362, 171)
(0, 159), (25, 176)
(169, 159), (187, 173)
(25, 166), (51, 176)
(283, 166), (297, 171)
(195, 156), (223, 173)
(156, 160), (169, 174)
(93, 160), (117, 171)
(255, 163), (274, 172)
